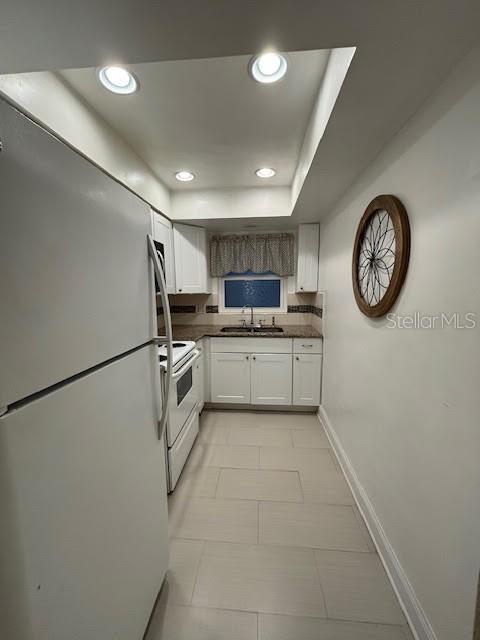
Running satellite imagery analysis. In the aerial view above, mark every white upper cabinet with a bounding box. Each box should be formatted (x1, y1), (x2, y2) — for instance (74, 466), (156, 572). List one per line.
(151, 210), (175, 293)
(296, 223), (319, 292)
(173, 223), (210, 294)
(250, 353), (292, 405)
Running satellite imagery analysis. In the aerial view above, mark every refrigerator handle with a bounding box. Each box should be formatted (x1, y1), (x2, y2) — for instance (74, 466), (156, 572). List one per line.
(147, 234), (173, 440)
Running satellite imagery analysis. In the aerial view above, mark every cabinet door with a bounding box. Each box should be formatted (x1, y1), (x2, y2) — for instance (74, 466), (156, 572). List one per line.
(210, 353), (250, 403)
(251, 353), (292, 405)
(151, 211), (175, 293)
(296, 223), (319, 292)
(173, 223), (209, 293)
(196, 352), (205, 412)
(293, 354), (322, 406)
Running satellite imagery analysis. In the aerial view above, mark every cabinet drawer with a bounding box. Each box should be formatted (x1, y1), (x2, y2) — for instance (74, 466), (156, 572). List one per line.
(168, 409), (199, 490)
(293, 337), (323, 354)
(210, 337), (292, 354)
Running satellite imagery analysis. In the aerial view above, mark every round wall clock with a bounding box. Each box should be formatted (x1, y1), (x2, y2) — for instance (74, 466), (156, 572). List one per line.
(352, 194), (410, 318)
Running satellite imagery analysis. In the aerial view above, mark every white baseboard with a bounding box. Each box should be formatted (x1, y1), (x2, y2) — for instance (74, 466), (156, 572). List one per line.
(318, 405), (436, 640)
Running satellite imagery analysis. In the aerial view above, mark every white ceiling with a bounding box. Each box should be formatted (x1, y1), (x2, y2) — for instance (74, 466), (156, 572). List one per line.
(60, 51), (329, 190)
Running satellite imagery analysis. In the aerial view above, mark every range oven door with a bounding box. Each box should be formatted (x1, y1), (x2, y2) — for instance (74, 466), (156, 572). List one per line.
(166, 349), (200, 447)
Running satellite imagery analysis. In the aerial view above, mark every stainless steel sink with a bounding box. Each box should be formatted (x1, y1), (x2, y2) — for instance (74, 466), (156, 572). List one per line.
(220, 326), (284, 334)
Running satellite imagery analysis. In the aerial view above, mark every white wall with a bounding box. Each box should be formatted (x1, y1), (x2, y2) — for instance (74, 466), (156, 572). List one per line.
(319, 45), (480, 640)
(0, 72), (171, 216)
(171, 186), (291, 221)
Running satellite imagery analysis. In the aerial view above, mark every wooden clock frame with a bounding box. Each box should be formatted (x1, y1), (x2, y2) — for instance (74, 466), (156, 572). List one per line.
(352, 194), (410, 318)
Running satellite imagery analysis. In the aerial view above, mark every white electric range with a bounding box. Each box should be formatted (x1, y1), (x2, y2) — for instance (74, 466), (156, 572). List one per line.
(158, 340), (201, 491)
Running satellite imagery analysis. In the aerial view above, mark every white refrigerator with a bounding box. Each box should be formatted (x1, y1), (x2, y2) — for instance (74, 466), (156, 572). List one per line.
(0, 99), (170, 639)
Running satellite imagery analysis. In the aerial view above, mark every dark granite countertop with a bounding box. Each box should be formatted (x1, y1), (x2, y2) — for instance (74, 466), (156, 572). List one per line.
(172, 324), (322, 342)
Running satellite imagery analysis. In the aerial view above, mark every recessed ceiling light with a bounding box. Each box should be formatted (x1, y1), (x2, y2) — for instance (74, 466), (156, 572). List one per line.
(255, 167), (276, 179)
(175, 170), (195, 182)
(98, 66), (138, 94)
(249, 52), (288, 84)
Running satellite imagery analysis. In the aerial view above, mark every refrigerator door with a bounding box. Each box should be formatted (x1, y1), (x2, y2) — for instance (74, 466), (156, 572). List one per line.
(0, 345), (168, 640)
(0, 99), (155, 408)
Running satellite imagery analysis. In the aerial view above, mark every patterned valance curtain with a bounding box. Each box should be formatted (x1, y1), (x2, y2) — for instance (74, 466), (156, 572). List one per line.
(210, 233), (295, 277)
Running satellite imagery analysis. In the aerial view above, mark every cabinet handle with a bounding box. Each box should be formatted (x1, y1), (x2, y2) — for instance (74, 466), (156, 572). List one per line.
(246, 356), (249, 360)
(253, 356), (256, 360)
(178, 288), (182, 292)
(296, 356), (299, 361)
(301, 344), (313, 348)
(300, 286), (304, 290)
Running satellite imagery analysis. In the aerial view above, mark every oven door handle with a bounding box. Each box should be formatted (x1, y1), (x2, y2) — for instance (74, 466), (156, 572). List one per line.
(171, 349), (201, 380)
(148, 234), (172, 440)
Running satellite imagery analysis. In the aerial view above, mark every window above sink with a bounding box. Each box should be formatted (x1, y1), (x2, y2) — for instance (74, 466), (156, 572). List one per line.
(219, 272), (287, 313)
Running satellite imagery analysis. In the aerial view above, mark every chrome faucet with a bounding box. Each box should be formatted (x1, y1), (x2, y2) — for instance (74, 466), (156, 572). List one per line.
(241, 304), (254, 326)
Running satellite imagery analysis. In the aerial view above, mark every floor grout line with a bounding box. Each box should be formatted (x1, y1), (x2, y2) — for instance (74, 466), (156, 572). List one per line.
(200, 494), (349, 504)
(187, 539), (205, 606)
(257, 501), (260, 544)
(213, 465), (222, 498)
(297, 469), (306, 503)
(289, 428), (295, 447)
(159, 600), (412, 633)
(170, 533), (376, 554)
(313, 549), (330, 620)
(350, 503), (377, 553)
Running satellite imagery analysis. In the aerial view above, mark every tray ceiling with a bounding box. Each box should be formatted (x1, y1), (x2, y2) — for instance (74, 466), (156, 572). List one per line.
(60, 50), (329, 190)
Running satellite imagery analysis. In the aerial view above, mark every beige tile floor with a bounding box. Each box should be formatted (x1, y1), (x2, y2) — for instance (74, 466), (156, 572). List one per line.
(146, 410), (414, 640)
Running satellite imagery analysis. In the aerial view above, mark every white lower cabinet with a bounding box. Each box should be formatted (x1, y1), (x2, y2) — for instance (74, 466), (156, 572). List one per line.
(251, 353), (292, 405)
(210, 352), (251, 403)
(209, 337), (322, 407)
(196, 350), (205, 412)
(293, 354), (322, 406)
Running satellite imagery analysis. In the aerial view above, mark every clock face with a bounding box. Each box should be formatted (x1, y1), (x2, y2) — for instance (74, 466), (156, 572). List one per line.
(352, 195), (410, 317)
